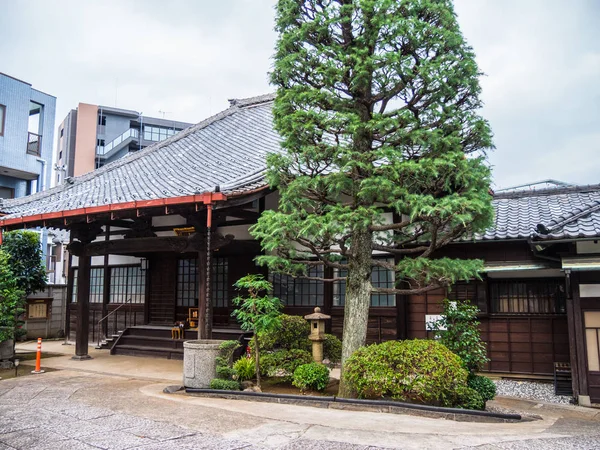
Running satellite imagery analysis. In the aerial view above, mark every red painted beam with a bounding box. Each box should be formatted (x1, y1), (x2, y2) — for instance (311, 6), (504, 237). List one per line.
(0, 191), (230, 230)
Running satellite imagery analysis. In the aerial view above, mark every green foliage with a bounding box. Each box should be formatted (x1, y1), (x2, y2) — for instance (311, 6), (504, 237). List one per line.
(455, 385), (485, 411)
(2, 230), (47, 295)
(232, 275), (283, 387)
(260, 349), (313, 379)
(233, 357), (256, 381)
(467, 374), (496, 402)
(343, 340), (469, 407)
(214, 340), (240, 381)
(254, 0), (495, 393)
(293, 363), (330, 392)
(323, 334), (342, 364)
(0, 250), (26, 342)
(433, 299), (489, 373)
(209, 379), (241, 391)
(258, 314), (311, 352)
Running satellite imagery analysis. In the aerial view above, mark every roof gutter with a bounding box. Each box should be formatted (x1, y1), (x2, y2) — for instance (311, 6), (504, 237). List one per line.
(0, 191), (228, 230)
(527, 238), (561, 262)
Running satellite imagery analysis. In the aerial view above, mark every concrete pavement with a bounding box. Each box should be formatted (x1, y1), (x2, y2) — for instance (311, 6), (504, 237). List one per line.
(3, 341), (599, 449)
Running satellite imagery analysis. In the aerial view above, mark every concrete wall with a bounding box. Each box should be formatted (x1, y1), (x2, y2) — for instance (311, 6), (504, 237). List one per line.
(73, 103), (98, 176)
(0, 74), (56, 195)
(25, 284), (68, 339)
(55, 109), (77, 185)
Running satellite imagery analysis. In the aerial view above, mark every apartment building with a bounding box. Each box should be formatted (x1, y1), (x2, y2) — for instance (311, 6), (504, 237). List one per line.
(0, 72), (55, 198)
(54, 103), (192, 184)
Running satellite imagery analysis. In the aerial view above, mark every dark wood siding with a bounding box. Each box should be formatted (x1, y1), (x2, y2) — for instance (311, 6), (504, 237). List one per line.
(148, 254), (177, 324)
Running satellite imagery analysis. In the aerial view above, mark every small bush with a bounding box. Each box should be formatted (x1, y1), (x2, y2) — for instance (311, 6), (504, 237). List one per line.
(467, 374), (496, 402)
(233, 357), (255, 381)
(210, 379), (241, 391)
(258, 314), (311, 352)
(293, 363), (330, 392)
(455, 385), (485, 410)
(323, 334), (342, 363)
(260, 349), (313, 378)
(216, 366), (236, 380)
(343, 339), (469, 407)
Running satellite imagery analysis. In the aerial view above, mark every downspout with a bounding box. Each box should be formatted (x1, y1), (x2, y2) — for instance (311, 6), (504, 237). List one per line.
(36, 157), (47, 192)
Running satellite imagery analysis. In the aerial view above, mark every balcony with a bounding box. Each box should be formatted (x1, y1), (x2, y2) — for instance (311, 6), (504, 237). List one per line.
(27, 132), (42, 156)
(96, 128), (139, 159)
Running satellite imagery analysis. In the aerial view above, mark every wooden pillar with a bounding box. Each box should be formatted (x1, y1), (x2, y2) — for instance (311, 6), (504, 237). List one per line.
(565, 270), (581, 399)
(73, 250), (92, 360)
(323, 267), (333, 334)
(571, 272), (589, 400)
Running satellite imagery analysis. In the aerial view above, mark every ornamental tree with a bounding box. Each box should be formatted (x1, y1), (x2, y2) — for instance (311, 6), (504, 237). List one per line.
(0, 250), (26, 343)
(2, 230), (47, 296)
(232, 275), (282, 388)
(251, 0), (494, 397)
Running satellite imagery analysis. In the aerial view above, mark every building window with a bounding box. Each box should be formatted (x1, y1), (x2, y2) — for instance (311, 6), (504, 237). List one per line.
(0, 186), (14, 199)
(212, 258), (229, 308)
(110, 266), (145, 304)
(97, 139), (105, 147)
(584, 311), (600, 372)
(89, 268), (104, 303)
(60, 128), (64, 138)
(177, 258), (198, 307)
(72, 269), (78, 303)
(98, 115), (106, 126)
(489, 279), (566, 314)
(333, 259), (396, 307)
(177, 257), (229, 308)
(143, 126), (178, 142)
(272, 266), (324, 306)
(448, 281), (488, 314)
(0, 104), (5, 136)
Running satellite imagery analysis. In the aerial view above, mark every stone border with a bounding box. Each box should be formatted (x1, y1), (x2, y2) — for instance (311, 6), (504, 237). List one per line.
(185, 388), (526, 423)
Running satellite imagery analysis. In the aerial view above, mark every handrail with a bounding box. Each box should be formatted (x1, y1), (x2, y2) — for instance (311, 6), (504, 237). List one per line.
(96, 128), (139, 156)
(96, 297), (133, 348)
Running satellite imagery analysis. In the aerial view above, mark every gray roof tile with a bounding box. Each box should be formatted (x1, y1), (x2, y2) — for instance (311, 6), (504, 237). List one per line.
(2, 92), (599, 242)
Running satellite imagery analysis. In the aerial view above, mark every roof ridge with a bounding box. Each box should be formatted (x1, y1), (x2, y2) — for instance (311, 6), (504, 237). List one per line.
(228, 93), (276, 108)
(494, 183), (600, 200)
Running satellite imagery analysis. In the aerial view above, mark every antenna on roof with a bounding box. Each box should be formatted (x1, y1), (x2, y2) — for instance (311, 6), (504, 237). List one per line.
(158, 110), (172, 119)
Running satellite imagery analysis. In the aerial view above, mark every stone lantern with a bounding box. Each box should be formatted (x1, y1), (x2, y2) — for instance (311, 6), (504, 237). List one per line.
(304, 307), (331, 364)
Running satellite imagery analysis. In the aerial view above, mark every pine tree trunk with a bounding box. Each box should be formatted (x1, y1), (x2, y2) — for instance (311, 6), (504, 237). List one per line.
(338, 229), (372, 398)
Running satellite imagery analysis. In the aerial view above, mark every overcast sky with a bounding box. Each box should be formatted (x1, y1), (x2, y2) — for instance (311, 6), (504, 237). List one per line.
(1, 0), (598, 189)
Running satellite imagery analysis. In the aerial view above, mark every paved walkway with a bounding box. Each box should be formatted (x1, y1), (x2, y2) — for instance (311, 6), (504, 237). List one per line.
(1, 341), (598, 449)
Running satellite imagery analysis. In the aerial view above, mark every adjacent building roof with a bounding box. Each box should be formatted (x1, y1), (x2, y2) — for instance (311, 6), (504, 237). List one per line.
(1, 92), (599, 242)
(481, 185), (600, 241)
(0, 94), (279, 220)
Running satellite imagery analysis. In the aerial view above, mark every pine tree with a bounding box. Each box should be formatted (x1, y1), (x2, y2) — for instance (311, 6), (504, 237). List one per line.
(252, 0), (494, 397)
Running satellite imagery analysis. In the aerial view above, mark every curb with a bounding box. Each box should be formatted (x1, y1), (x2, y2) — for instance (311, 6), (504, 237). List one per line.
(185, 388), (523, 423)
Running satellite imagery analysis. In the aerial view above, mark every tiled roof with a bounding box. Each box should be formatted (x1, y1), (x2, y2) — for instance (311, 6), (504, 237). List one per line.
(478, 185), (600, 241)
(1, 92), (599, 242)
(0, 94), (279, 219)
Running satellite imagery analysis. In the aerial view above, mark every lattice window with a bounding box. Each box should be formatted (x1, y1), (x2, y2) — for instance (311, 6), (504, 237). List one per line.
(333, 259), (396, 307)
(89, 268), (104, 303)
(272, 266), (324, 306)
(71, 267), (103, 303)
(489, 279), (566, 314)
(177, 258), (198, 307)
(448, 281), (488, 314)
(109, 266), (145, 304)
(212, 258), (228, 308)
(71, 268), (78, 303)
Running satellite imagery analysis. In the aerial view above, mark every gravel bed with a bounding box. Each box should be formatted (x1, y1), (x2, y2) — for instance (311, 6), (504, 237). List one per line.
(494, 379), (572, 404)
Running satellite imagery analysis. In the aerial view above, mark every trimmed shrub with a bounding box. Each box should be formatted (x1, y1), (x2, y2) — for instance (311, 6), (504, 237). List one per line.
(216, 366), (236, 380)
(260, 349), (313, 379)
(210, 379), (241, 391)
(455, 385), (485, 410)
(258, 314), (311, 352)
(214, 340), (241, 382)
(343, 339), (469, 407)
(293, 363), (330, 392)
(467, 374), (496, 402)
(233, 357), (255, 381)
(323, 334), (342, 364)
